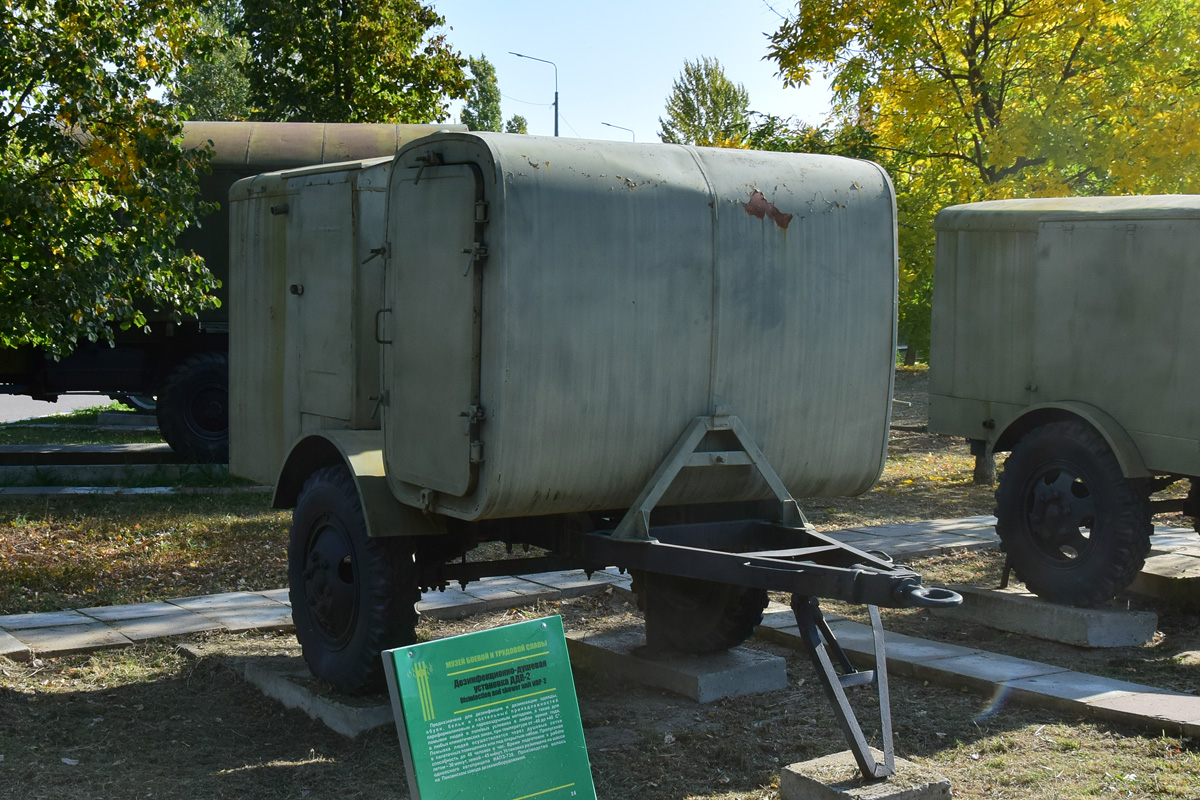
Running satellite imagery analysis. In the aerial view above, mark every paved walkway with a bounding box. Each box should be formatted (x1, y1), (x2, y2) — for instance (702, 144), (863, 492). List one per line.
(2, 517), (1198, 739)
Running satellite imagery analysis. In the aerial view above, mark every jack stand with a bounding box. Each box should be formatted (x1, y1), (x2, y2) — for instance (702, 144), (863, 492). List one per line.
(792, 595), (894, 780)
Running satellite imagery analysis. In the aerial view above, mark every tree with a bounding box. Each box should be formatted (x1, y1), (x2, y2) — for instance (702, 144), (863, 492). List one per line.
(172, 0), (251, 120)
(505, 115), (528, 134)
(0, 0), (219, 356)
(460, 54), (501, 131)
(768, 0), (1200, 357)
(659, 57), (751, 147)
(240, 0), (469, 123)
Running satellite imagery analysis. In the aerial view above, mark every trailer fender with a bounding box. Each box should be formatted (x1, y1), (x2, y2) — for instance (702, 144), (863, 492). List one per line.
(994, 401), (1150, 479)
(273, 430), (445, 538)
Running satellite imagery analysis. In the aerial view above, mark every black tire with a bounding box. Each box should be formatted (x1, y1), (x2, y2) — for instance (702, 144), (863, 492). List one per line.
(635, 572), (768, 654)
(289, 465), (419, 694)
(995, 420), (1152, 607)
(156, 352), (228, 463)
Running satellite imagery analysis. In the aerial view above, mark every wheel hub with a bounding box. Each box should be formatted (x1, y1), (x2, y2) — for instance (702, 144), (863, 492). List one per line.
(1027, 468), (1095, 560)
(303, 525), (357, 646)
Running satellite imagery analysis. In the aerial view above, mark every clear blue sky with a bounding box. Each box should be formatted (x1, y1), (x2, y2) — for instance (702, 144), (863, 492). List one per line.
(430, 0), (832, 142)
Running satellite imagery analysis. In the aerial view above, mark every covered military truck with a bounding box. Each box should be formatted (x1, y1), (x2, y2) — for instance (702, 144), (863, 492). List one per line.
(0, 121), (457, 461)
(230, 132), (960, 779)
(930, 196), (1200, 607)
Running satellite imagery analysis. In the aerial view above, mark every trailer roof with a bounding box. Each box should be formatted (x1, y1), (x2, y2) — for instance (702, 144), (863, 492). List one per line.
(935, 195), (1200, 232)
(182, 121), (464, 170)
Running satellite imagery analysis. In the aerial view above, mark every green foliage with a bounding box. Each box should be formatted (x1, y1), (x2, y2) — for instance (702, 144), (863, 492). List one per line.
(172, 0), (251, 121)
(768, 0), (1200, 359)
(659, 57), (751, 147)
(505, 115), (528, 134)
(239, 0), (469, 123)
(461, 55), (502, 131)
(0, 0), (220, 357)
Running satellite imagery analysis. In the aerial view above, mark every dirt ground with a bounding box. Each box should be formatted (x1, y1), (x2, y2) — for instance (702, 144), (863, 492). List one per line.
(1, 367), (1199, 799)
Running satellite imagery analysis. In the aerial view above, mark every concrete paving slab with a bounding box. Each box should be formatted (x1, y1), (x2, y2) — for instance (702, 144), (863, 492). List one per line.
(168, 591), (286, 612)
(1128, 552), (1200, 609)
(1084, 690), (1200, 737)
(195, 605), (295, 633)
(8, 622), (132, 656)
(254, 589), (291, 605)
(107, 610), (224, 641)
(0, 628), (31, 661)
(517, 569), (622, 599)
(417, 587), (487, 620)
(925, 536), (998, 554)
(899, 650), (1066, 692)
(80, 601), (188, 622)
(566, 626), (787, 703)
(781, 749), (952, 800)
(238, 656), (391, 738)
(0, 609), (93, 631)
(461, 576), (555, 611)
(934, 585), (1158, 647)
(1001, 670), (1175, 707)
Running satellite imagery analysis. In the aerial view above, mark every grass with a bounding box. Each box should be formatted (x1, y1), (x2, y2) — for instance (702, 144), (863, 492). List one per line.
(0, 492), (288, 615)
(0, 401), (164, 446)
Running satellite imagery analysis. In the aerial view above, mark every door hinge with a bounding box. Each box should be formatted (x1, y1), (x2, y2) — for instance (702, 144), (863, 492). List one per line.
(470, 440), (485, 464)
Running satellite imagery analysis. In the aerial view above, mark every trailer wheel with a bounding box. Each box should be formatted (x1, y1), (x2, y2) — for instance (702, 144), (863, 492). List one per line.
(156, 352), (228, 463)
(289, 465), (418, 694)
(995, 420), (1151, 607)
(636, 572), (768, 654)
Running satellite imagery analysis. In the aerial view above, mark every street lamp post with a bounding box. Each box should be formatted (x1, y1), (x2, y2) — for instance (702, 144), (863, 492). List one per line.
(509, 51), (558, 137)
(601, 122), (635, 142)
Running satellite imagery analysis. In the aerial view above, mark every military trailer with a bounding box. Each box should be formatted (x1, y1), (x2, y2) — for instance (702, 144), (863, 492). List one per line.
(0, 121), (456, 462)
(230, 132), (960, 778)
(930, 196), (1200, 607)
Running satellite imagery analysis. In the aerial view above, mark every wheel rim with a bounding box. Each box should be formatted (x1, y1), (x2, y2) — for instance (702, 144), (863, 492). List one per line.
(303, 516), (359, 649)
(185, 384), (227, 440)
(1022, 463), (1099, 563)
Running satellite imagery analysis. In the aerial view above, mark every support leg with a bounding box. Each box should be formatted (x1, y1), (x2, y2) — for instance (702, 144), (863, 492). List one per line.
(791, 595), (895, 780)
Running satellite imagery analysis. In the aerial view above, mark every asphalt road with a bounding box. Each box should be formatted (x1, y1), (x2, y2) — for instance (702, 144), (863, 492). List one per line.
(0, 394), (113, 423)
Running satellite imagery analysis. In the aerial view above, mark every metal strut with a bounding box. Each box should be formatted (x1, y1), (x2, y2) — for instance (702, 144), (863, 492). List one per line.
(792, 595), (894, 780)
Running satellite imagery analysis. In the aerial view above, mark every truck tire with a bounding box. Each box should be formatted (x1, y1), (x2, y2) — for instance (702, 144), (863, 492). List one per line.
(156, 352), (228, 463)
(995, 420), (1152, 607)
(636, 572), (768, 654)
(288, 465), (419, 694)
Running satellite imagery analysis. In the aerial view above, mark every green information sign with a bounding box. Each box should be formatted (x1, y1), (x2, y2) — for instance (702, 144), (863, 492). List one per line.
(384, 615), (597, 800)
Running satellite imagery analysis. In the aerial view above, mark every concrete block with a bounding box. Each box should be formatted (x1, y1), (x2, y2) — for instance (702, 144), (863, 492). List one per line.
(0, 628), (31, 661)
(1129, 552), (1200, 609)
(239, 657), (391, 738)
(0, 609), (93, 630)
(781, 749), (951, 800)
(566, 626), (787, 703)
(7, 622), (132, 656)
(933, 585), (1158, 647)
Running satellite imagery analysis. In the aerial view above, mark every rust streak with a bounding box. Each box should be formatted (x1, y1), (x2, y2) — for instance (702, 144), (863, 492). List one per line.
(743, 190), (793, 230)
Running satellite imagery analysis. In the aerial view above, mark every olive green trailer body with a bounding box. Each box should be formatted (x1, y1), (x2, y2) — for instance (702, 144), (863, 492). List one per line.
(231, 132), (960, 780)
(930, 195), (1200, 605)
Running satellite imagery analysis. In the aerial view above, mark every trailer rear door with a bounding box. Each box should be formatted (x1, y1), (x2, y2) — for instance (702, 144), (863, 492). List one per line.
(383, 164), (484, 497)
